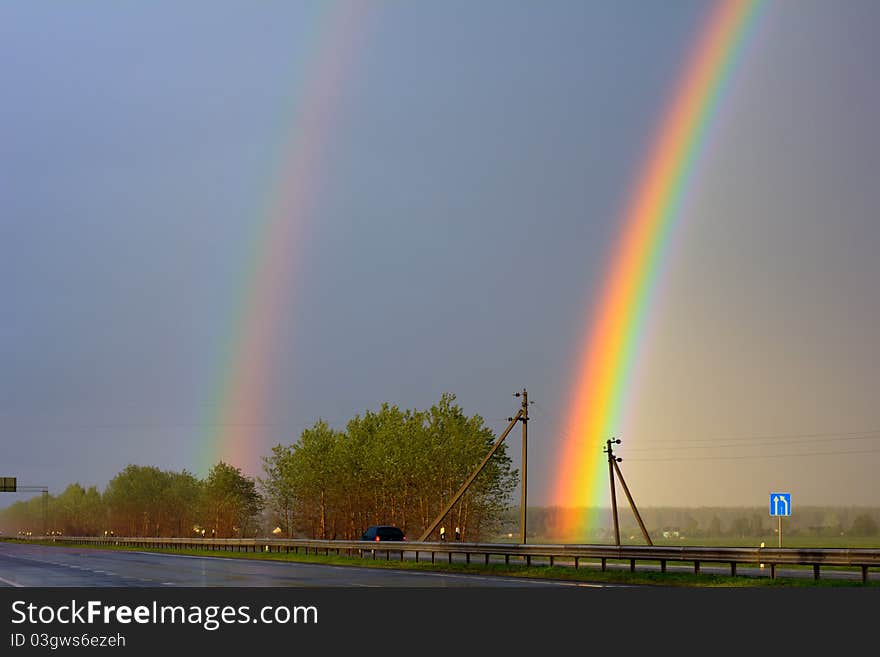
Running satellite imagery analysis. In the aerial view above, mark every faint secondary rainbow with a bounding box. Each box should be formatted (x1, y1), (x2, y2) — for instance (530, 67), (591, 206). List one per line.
(551, 0), (764, 539)
(199, 2), (372, 476)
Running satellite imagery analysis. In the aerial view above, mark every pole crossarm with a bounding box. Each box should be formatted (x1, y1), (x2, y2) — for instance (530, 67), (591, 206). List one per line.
(418, 408), (524, 542)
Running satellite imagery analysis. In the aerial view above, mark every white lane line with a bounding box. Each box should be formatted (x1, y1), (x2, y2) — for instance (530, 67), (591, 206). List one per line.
(0, 575), (24, 587)
(132, 551), (252, 563)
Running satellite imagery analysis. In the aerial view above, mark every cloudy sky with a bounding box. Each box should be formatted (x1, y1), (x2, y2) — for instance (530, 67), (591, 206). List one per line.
(2, 0), (878, 509)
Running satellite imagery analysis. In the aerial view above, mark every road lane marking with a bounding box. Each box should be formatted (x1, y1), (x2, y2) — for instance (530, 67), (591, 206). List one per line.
(0, 574), (24, 587)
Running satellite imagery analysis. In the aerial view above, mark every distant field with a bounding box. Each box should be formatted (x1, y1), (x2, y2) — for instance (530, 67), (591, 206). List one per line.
(493, 535), (880, 548)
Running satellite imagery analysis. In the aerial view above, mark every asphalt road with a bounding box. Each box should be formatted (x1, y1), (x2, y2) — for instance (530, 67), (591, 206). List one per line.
(0, 542), (615, 588)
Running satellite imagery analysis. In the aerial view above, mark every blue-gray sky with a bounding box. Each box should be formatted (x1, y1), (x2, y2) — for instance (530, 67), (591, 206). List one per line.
(2, 0), (879, 508)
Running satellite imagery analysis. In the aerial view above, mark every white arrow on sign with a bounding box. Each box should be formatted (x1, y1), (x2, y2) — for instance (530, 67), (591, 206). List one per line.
(773, 495), (789, 516)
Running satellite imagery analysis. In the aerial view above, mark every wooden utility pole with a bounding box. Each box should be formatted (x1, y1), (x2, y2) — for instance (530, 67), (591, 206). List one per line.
(516, 388), (529, 544)
(605, 439), (621, 545)
(605, 439), (652, 546)
(418, 390), (533, 543)
(418, 406), (524, 542)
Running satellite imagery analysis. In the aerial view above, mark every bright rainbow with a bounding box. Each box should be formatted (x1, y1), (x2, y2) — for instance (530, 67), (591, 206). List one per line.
(550, 0), (764, 539)
(200, 2), (372, 476)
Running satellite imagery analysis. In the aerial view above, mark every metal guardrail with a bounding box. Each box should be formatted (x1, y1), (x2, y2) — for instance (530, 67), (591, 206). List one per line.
(6, 536), (879, 583)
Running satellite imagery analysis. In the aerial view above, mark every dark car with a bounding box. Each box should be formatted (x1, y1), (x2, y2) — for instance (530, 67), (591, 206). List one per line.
(361, 525), (406, 542)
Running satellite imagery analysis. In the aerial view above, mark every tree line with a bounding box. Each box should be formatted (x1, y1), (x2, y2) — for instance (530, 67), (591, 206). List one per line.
(0, 462), (261, 539)
(0, 394), (518, 541)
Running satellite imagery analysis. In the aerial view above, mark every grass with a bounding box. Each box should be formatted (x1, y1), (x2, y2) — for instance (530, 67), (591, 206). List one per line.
(3, 538), (877, 587)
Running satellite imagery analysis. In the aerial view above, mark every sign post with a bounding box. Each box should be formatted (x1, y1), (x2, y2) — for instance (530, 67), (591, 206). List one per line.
(769, 492), (792, 548)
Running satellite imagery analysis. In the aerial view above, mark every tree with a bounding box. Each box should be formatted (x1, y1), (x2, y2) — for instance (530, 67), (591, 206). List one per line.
(260, 444), (297, 538)
(202, 462), (262, 538)
(289, 419), (341, 539)
(163, 470), (202, 537)
(55, 484), (105, 535)
(104, 465), (169, 536)
(256, 394), (519, 541)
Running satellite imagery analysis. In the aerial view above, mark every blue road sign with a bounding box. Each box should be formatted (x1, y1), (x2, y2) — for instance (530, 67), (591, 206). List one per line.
(770, 493), (792, 517)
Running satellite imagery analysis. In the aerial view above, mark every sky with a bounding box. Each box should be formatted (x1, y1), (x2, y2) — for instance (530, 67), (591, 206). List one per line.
(2, 0), (879, 509)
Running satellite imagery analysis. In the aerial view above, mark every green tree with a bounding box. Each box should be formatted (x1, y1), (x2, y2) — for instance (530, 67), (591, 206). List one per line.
(289, 419), (341, 539)
(257, 393), (519, 541)
(163, 470), (202, 537)
(55, 484), (105, 535)
(202, 462), (262, 538)
(104, 465), (169, 536)
(260, 444), (297, 537)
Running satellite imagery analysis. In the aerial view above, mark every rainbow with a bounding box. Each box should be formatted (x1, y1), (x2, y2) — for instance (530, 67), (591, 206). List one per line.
(550, 0), (764, 540)
(200, 2), (372, 476)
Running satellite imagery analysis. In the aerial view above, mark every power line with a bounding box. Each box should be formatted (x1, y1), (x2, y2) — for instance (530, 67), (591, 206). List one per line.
(625, 427), (880, 444)
(624, 432), (880, 452)
(626, 447), (880, 462)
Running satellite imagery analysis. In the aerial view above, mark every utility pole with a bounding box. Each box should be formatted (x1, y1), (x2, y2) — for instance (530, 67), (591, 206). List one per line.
(418, 389), (533, 543)
(605, 439), (621, 546)
(514, 388), (529, 544)
(418, 403), (524, 542)
(605, 438), (653, 546)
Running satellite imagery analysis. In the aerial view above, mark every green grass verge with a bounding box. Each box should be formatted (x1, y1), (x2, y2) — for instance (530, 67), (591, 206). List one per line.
(4, 539), (877, 588)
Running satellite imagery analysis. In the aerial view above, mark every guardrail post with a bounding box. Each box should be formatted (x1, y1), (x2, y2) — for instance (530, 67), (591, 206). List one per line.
(574, 556), (579, 569)
(862, 566), (868, 584)
(730, 562), (737, 576)
(505, 554), (509, 565)
(549, 556), (554, 567)
(466, 552), (470, 564)
(601, 557), (607, 572)
(484, 554), (490, 565)
(660, 560), (666, 573)
(770, 563), (776, 579)
(813, 565), (820, 580)
(630, 559), (636, 573)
